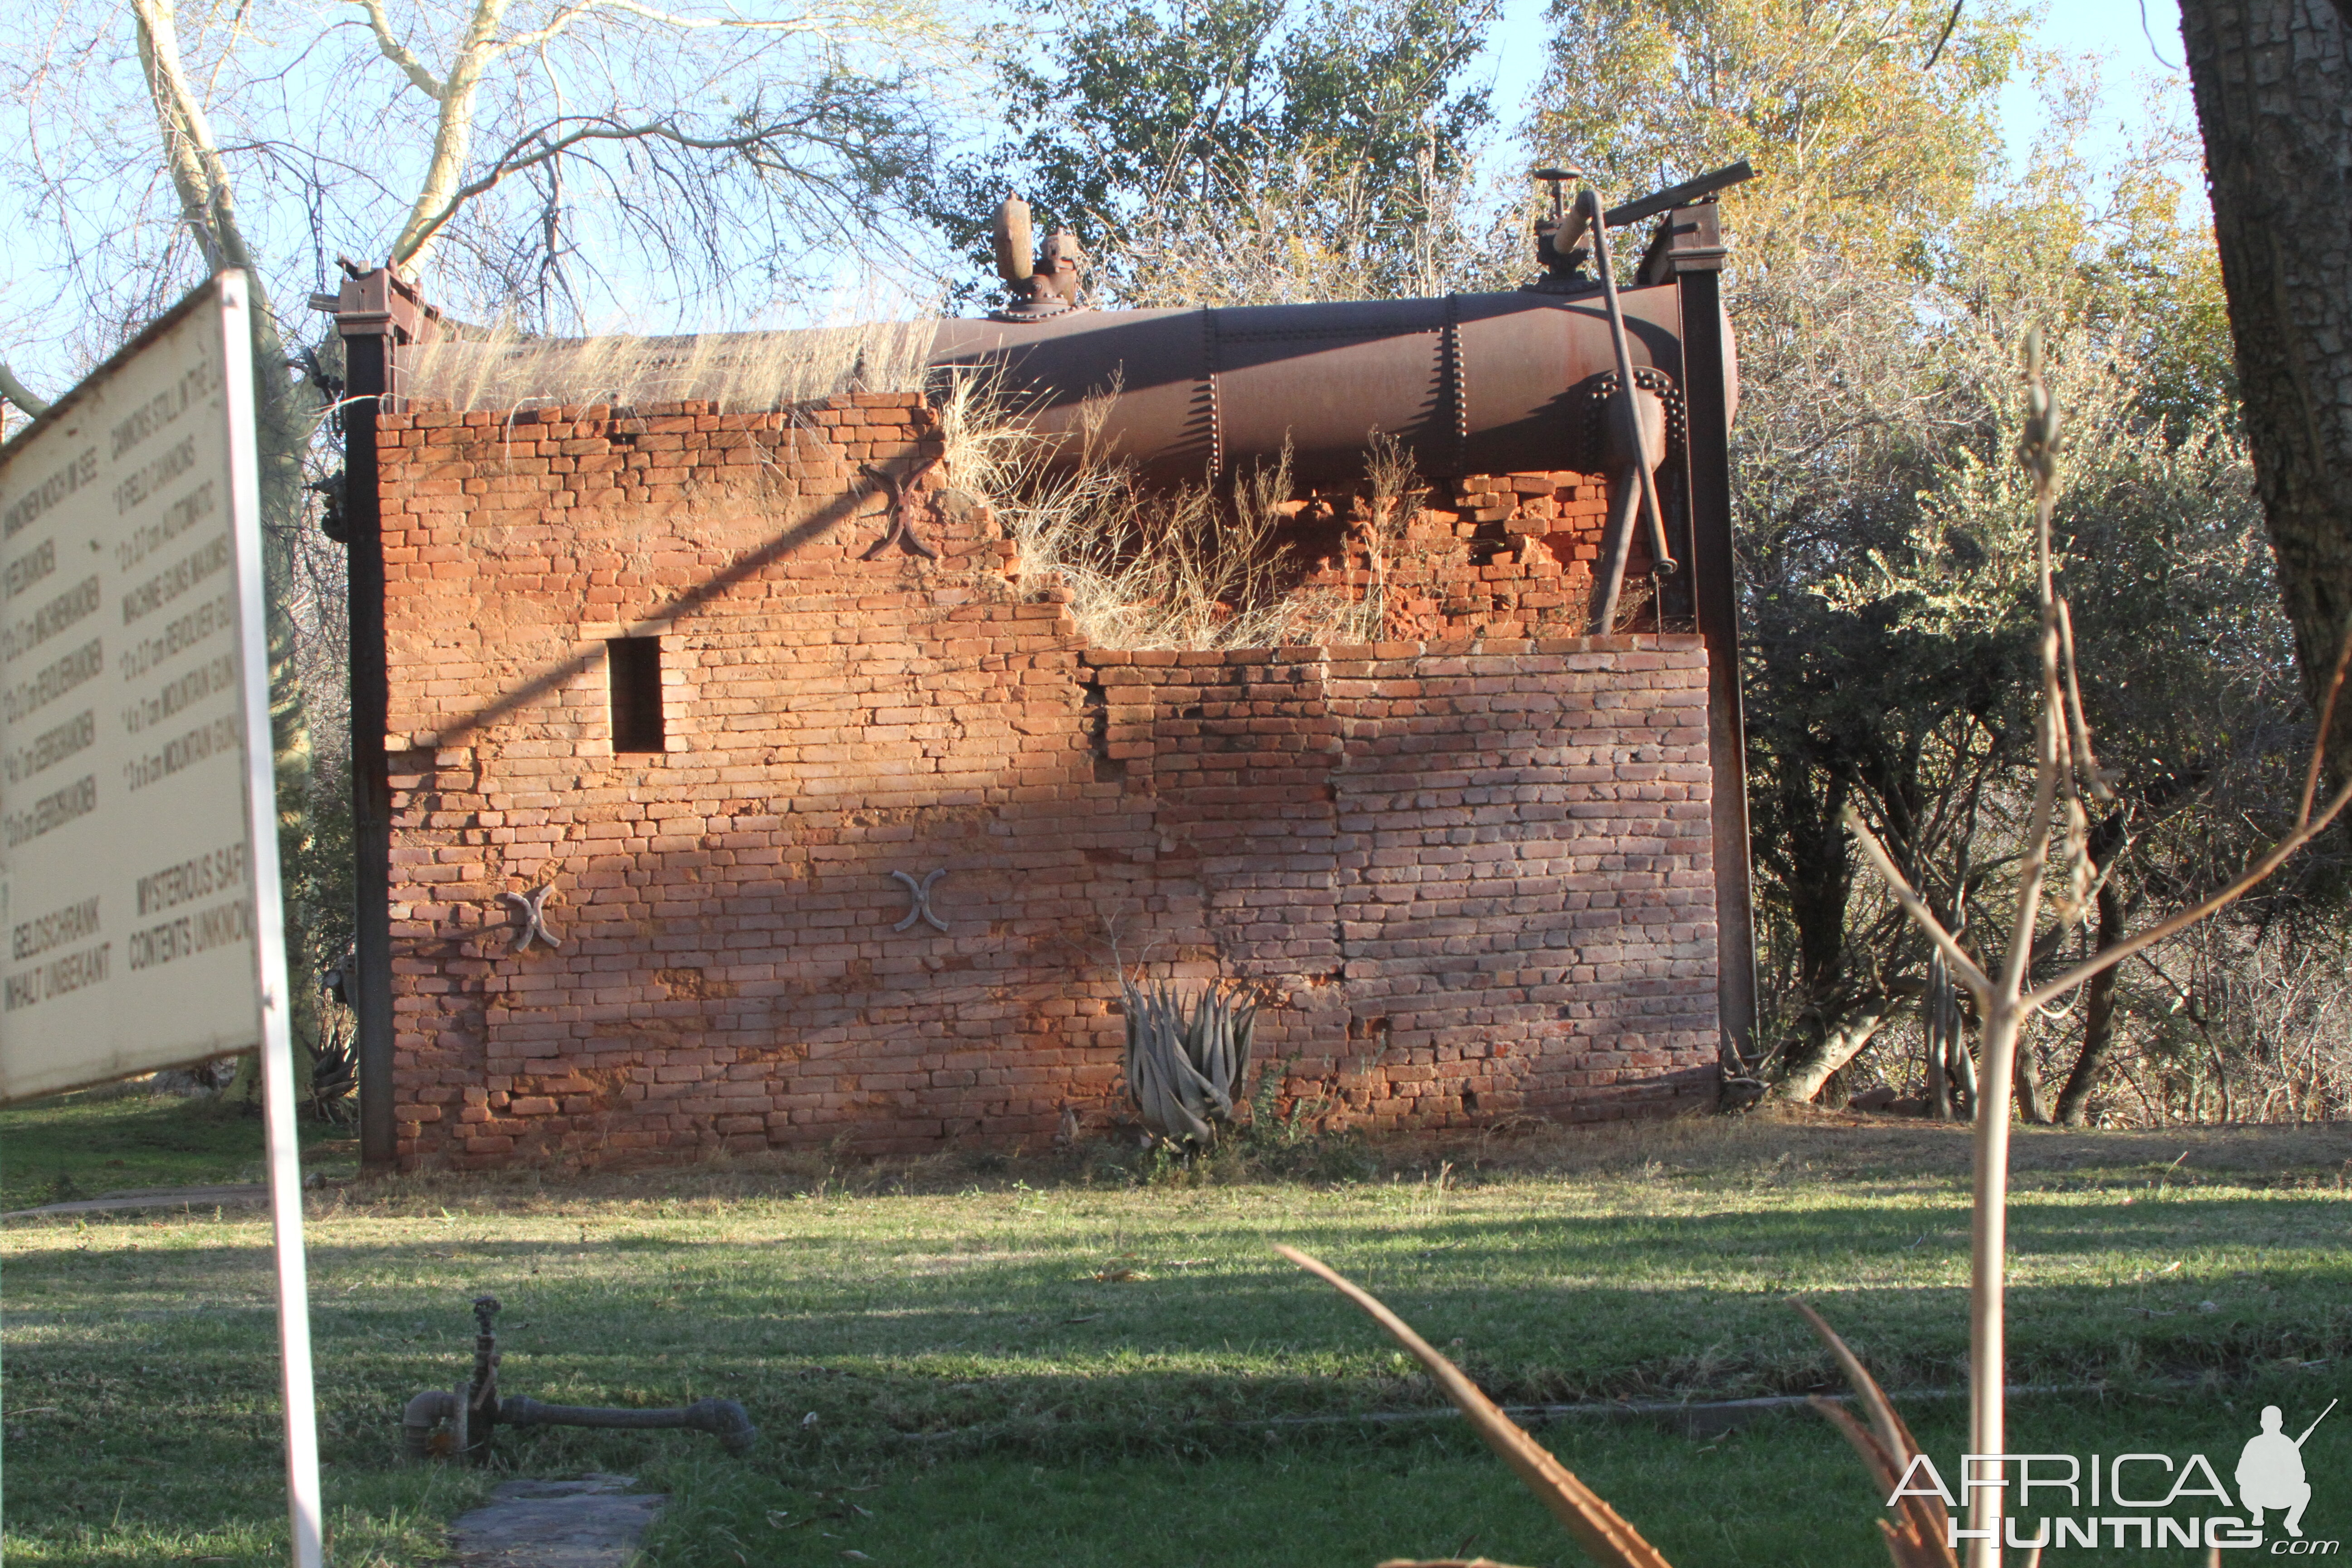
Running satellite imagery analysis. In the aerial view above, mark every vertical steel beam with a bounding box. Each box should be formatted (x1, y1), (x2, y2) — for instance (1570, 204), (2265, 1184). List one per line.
(338, 320), (395, 1168)
(334, 267), (441, 1169)
(1655, 205), (1759, 1074)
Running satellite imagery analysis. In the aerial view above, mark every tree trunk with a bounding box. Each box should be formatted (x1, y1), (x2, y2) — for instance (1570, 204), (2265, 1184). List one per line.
(133, 0), (319, 1103)
(2053, 867), (2127, 1124)
(1926, 948), (1963, 1117)
(2179, 0), (2352, 718)
(1768, 983), (1922, 1103)
(2014, 1038), (2047, 1122)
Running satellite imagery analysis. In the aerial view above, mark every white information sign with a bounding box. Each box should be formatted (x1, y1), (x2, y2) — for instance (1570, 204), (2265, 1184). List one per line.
(0, 275), (280, 1099)
(0, 272), (322, 1568)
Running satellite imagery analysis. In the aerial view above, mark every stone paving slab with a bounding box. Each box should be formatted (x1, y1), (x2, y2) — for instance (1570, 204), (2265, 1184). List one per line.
(447, 1475), (666, 1568)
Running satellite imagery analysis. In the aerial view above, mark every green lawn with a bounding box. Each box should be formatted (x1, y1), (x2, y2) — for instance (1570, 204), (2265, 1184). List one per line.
(0, 1088), (354, 1215)
(3, 1108), (2348, 1566)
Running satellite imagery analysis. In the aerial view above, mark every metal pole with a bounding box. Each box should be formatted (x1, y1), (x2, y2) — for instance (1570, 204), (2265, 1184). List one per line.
(1581, 190), (1676, 576)
(220, 270), (325, 1568)
(1590, 464), (1643, 635)
(259, 965), (325, 1568)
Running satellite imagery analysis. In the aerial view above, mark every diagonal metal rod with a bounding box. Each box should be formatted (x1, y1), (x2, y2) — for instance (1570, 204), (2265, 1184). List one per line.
(1590, 463), (1642, 635)
(1581, 189), (1675, 580)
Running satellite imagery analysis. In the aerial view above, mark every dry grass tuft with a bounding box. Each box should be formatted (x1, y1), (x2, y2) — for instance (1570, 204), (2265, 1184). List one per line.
(935, 370), (1411, 651)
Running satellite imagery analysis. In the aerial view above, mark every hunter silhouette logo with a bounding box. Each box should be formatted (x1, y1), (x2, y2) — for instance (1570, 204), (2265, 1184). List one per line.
(2241, 1400), (2334, 1539)
(1886, 1398), (2337, 1551)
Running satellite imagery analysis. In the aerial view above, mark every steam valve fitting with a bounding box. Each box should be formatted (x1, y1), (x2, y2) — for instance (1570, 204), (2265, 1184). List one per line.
(1529, 166), (1592, 288)
(990, 194), (1088, 319)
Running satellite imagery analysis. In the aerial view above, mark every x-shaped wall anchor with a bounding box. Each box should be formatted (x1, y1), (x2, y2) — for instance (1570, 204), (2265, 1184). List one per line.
(890, 868), (949, 932)
(858, 460), (941, 561)
(502, 884), (562, 953)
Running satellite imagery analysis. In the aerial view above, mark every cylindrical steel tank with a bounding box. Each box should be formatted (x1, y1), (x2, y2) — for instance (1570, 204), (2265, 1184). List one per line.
(927, 282), (1732, 488)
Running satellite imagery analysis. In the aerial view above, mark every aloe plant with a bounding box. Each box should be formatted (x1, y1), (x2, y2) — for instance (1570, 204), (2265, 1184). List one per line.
(1119, 979), (1255, 1145)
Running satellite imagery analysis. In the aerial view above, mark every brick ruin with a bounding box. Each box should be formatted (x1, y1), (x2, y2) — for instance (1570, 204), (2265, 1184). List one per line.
(372, 391), (1725, 1167)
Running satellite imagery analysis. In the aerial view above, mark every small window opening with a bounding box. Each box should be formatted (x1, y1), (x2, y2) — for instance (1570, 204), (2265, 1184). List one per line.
(608, 636), (666, 753)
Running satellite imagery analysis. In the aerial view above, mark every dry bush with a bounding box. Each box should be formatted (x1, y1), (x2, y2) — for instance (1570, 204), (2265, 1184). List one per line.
(1841, 918), (2352, 1127)
(935, 369), (1411, 651)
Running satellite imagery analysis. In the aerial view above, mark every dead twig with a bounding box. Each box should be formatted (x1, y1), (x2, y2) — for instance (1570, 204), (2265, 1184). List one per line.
(1277, 1245), (1673, 1568)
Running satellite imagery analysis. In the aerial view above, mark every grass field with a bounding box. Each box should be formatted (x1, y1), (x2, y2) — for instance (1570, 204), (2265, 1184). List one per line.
(0, 1088), (354, 1215)
(3, 1103), (2348, 1566)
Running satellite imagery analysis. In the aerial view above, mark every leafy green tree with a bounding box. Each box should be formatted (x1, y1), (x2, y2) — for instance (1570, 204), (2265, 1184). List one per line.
(1527, 0), (2025, 270)
(920, 0), (1499, 306)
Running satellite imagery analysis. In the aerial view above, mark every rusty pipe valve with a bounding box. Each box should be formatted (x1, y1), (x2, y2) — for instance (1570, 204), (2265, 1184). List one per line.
(400, 1296), (758, 1463)
(989, 195), (1087, 319)
(1530, 167), (1590, 284)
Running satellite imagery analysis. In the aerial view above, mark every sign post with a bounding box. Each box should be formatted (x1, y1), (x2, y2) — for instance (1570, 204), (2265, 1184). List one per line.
(0, 272), (324, 1567)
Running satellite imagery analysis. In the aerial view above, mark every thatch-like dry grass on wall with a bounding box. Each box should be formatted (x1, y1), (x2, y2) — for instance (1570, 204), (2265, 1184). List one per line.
(402, 318), (940, 414)
(933, 369), (1419, 652)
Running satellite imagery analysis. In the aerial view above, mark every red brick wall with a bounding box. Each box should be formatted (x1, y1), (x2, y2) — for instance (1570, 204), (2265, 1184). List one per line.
(372, 393), (1719, 1168)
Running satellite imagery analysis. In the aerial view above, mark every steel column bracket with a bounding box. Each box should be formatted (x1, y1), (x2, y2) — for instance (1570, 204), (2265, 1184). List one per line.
(1637, 201), (1730, 287)
(327, 266), (451, 413)
(1669, 249), (1760, 1077)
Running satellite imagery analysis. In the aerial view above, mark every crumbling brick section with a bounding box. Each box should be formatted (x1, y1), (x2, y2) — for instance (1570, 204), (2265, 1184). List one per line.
(372, 393), (1719, 1168)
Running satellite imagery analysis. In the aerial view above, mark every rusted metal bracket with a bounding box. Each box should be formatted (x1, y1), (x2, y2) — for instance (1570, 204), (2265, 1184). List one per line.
(501, 883), (561, 953)
(891, 868), (949, 932)
(401, 1295), (757, 1463)
(858, 461), (940, 560)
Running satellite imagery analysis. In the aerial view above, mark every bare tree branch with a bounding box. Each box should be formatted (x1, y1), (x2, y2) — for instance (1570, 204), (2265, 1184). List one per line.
(0, 362), (52, 417)
(1841, 805), (1994, 996)
(129, 0), (260, 279)
(392, 107), (892, 267)
(351, 0), (448, 99)
(500, 0), (904, 47)
(2021, 632), (2352, 1008)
